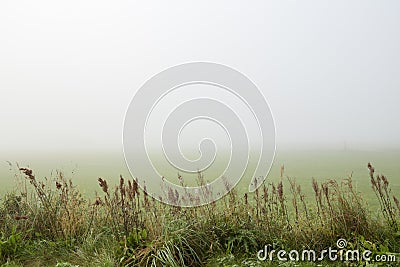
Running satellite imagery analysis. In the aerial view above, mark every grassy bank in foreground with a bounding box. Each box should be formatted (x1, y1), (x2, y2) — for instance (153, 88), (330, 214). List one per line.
(0, 163), (399, 266)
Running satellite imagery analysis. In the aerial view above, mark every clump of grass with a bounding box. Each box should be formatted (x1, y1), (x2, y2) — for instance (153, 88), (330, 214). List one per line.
(368, 163), (399, 230)
(16, 168), (89, 243)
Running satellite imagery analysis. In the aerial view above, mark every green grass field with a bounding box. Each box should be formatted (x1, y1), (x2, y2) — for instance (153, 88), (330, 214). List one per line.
(2, 149), (399, 206)
(0, 149), (399, 266)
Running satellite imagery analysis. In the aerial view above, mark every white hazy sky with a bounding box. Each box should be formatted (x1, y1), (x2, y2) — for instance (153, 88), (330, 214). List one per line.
(0, 0), (399, 154)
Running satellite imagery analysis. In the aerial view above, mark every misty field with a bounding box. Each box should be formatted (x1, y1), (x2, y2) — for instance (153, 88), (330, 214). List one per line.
(2, 150), (399, 206)
(0, 150), (399, 266)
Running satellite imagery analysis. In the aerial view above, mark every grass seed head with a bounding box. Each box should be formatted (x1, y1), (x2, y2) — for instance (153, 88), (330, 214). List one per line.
(98, 177), (108, 193)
